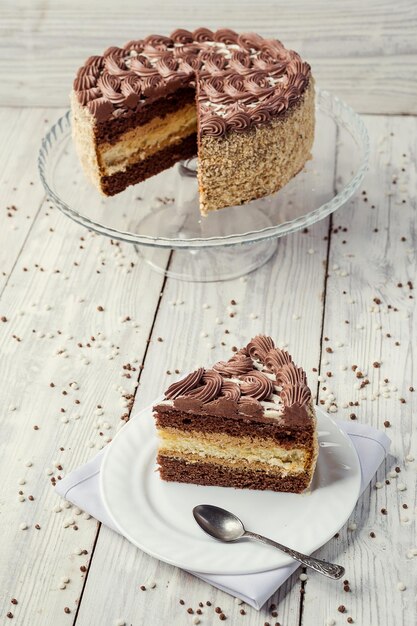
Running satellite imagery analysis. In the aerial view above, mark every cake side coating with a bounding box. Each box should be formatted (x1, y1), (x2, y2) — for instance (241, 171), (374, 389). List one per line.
(71, 92), (102, 190)
(197, 80), (315, 214)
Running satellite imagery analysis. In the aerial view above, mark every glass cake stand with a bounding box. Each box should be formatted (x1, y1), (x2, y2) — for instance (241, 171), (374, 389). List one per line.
(38, 89), (369, 282)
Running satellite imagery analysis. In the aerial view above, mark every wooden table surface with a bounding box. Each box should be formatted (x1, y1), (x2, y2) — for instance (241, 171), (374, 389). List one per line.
(0, 2), (416, 625)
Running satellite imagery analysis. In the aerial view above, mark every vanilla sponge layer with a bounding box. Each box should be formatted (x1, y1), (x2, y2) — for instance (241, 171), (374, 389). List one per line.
(158, 427), (308, 476)
(98, 103), (197, 175)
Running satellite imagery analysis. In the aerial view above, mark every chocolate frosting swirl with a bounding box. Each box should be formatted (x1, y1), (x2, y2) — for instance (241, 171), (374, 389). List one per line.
(245, 74), (275, 98)
(229, 50), (251, 71)
(277, 363), (307, 387)
(165, 367), (204, 399)
(237, 32), (264, 50)
(220, 380), (241, 401)
(183, 370), (223, 403)
(77, 87), (101, 106)
(250, 104), (271, 125)
(268, 95), (287, 115)
(141, 74), (165, 95)
(171, 29), (194, 44)
(202, 53), (228, 74)
(76, 65), (100, 85)
(155, 54), (179, 78)
(193, 27), (214, 42)
(121, 74), (142, 96)
(173, 44), (200, 58)
(221, 74), (257, 104)
(214, 29), (239, 44)
(130, 55), (158, 77)
(74, 28), (311, 134)
(200, 77), (233, 104)
(226, 111), (251, 131)
(264, 347), (293, 374)
(247, 335), (276, 361)
(281, 384), (311, 407)
(213, 353), (253, 377)
(73, 73), (97, 91)
(144, 34), (173, 48)
(239, 371), (274, 401)
(105, 55), (131, 78)
(178, 53), (202, 73)
(97, 73), (126, 105)
(200, 116), (227, 137)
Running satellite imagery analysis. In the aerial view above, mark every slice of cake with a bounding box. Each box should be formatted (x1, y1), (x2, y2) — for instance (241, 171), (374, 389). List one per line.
(153, 335), (318, 493)
(71, 28), (314, 215)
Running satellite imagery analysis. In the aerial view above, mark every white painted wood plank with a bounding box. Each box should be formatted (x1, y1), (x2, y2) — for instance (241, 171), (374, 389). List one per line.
(0, 108), (56, 291)
(0, 200), (166, 622)
(302, 117), (417, 625)
(75, 127), (337, 624)
(0, 0), (416, 113)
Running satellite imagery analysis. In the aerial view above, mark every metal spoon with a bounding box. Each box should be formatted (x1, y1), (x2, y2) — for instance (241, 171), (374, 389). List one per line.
(193, 504), (345, 579)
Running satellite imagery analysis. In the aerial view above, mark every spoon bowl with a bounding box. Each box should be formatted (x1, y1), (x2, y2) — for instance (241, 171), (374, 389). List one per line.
(193, 504), (245, 542)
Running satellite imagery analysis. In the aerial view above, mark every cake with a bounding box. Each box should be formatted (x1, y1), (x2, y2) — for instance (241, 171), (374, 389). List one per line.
(153, 335), (318, 493)
(71, 28), (315, 215)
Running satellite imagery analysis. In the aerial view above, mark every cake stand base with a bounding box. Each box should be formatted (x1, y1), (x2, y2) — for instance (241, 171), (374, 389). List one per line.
(137, 238), (278, 282)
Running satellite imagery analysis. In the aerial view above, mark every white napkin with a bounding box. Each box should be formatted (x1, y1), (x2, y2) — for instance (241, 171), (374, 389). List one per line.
(56, 408), (390, 610)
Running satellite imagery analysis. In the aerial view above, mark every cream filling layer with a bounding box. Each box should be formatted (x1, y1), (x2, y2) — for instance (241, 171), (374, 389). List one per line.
(98, 104), (197, 176)
(158, 427), (308, 475)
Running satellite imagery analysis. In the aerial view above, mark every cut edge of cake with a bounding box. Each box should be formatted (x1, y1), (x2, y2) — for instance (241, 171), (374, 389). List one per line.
(153, 335), (319, 494)
(70, 89), (198, 197)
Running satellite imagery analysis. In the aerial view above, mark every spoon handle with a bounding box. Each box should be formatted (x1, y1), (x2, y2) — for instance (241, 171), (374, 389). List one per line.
(243, 531), (345, 579)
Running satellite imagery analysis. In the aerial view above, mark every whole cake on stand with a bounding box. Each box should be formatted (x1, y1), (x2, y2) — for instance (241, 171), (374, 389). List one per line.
(71, 28), (315, 216)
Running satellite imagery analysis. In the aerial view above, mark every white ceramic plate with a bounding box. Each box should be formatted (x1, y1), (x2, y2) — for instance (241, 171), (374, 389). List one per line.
(101, 406), (361, 575)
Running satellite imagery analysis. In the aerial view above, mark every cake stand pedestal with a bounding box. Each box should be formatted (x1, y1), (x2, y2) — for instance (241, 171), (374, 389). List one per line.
(135, 159), (277, 281)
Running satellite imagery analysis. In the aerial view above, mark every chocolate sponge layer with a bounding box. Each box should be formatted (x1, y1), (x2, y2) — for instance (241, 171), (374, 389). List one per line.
(154, 407), (315, 447)
(101, 134), (197, 195)
(157, 455), (311, 493)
